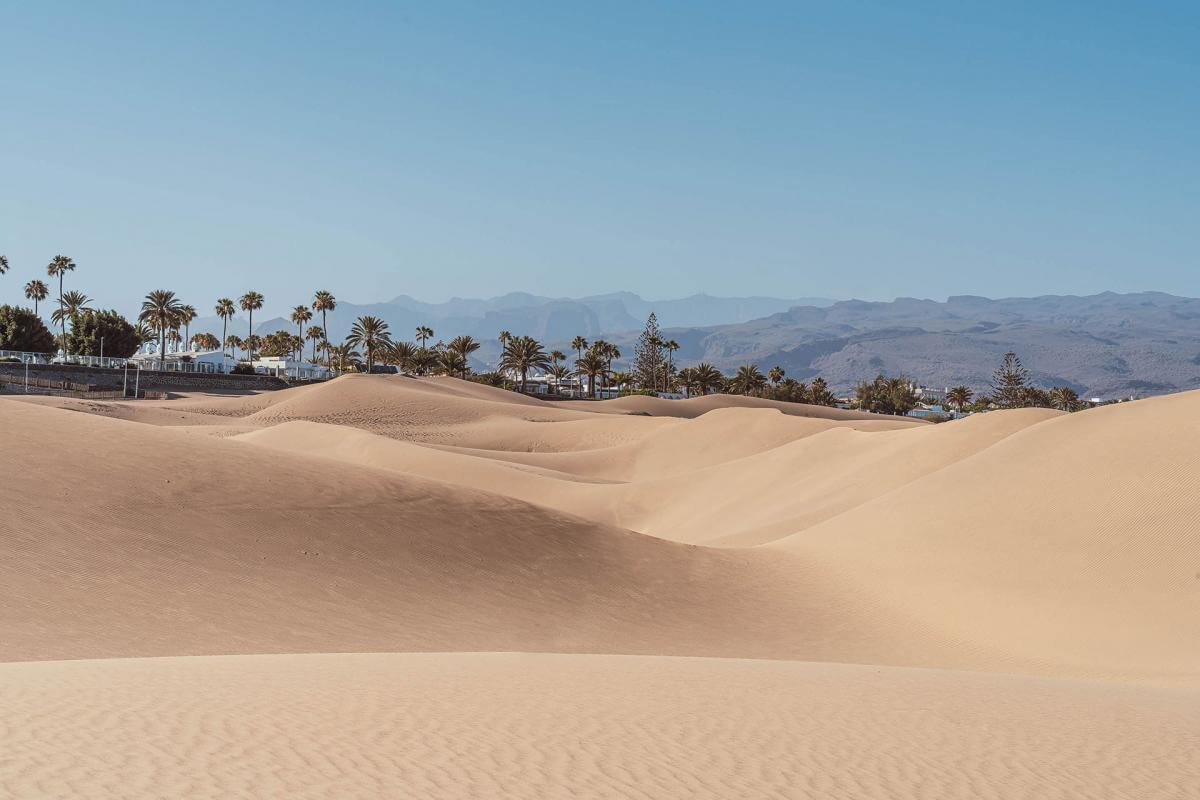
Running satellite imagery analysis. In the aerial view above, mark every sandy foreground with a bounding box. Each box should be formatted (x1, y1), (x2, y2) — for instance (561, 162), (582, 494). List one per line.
(2, 375), (1199, 798)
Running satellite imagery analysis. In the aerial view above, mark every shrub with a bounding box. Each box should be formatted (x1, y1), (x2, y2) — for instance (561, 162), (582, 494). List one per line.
(231, 362), (257, 375)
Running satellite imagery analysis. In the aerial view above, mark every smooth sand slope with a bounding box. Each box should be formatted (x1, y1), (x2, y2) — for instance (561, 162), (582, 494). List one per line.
(3, 376), (1199, 798)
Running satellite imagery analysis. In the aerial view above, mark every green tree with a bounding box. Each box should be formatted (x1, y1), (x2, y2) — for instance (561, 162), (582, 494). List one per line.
(632, 313), (664, 390)
(416, 325), (434, 349)
(239, 291), (264, 360)
(447, 335), (481, 378)
(808, 376), (836, 406)
(138, 289), (184, 369)
(191, 332), (221, 352)
(768, 366), (785, 387)
(946, 385), (973, 412)
(46, 254), (76, 352)
(24, 279), (48, 316)
(571, 335), (588, 363)
(574, 349), (608, 398)
(692, 363), (725, 395)
(50, 290), (92, 351)
(290, 305), (313, 360)
(312, 290), (336, 365)
(991, 352), (1030, 409)
(346, 315), (391, 372)
(214, 298), (236, 358)
(179, 305), (198, 350)
(500, 335), (552, 393)
(66, 309), (141, 358)
(730, 364), (767, 396)
(306, 325), (326, 362)
(0, 305), (56, 353)
(1049, 386), (1081, 412)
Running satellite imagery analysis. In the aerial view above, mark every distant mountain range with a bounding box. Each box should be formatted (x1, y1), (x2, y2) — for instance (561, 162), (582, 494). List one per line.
(236, 291), (831, 349)
(196, 290), (1200, 399)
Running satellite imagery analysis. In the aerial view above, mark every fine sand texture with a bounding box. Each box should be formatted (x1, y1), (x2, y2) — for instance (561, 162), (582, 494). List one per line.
(3, 375), (1198, 798)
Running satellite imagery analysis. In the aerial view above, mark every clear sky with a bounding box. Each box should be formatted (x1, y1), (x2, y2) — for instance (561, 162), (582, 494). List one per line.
(2, 1), (1196, 320)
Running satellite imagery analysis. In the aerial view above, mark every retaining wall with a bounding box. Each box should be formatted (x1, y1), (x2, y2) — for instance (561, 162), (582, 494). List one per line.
(0, 362), (291, 393)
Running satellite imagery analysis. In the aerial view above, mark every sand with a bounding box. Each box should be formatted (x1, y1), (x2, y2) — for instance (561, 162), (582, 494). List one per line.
(2, 375), (1198, 798)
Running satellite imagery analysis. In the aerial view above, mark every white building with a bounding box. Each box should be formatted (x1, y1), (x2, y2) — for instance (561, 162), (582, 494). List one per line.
(129, 346), (331, 379)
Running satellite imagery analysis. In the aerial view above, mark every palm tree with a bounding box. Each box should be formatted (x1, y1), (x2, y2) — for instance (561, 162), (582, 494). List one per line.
(306, 325), (325, 362)
(499, 335), (552, 393)
(664, 339), (680, 390)
(550, 350), (566, 393)
(239, 291), (264, 360)
(191, 332), (221, 351)
(51, 290), (92, 353)
(551, 363), (570, 393)
(384, 340), (418, 373)
(768, 366), (785, 387)
(0, 254), (7, 277)
(437, 349), (466, 376)
(312, 290), (336, 365)
(946, 385), (973, 412)
(1049, 386), (1081, 412)
(692, 363), (725, 396)
(46, 255), (76, 352)
(290, 305), (313, 361)
(226, 334), (244, 358)
(447, 335), (481, 378)
(415, 325), (434, 350)
(346, 315), (391, 372)
(571, 336), (588, 363)
(177, 304), (197, 351)
(327, 342), (361, 373)
(600, 342), (620, 393)
(24, 279), (48, 316)
(610, 370), (632, 390)
(243, 334), (261, 360)
(139, 290), (184, 369)
(214, 298), (236, 358)
(574, 350), (608, 398)
(724, 367), (763, 398)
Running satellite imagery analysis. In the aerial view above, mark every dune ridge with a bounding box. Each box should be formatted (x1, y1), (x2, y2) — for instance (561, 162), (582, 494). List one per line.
(3, 375), (1198, 798)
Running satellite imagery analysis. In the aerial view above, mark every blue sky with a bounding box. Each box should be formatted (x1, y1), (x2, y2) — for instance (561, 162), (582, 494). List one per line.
(2, 1), (1196, 320)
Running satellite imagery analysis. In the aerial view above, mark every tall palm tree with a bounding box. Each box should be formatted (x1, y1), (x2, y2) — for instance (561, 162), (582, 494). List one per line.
(447, 335), (481, 378)
(214, 298), (236, 358)
(239, 291), (264, 360)
(416, 325), (434, 350)
(571, 336), (588, 364)
(550, 350), (566, 393)
(600, 342), (620, 393)
(312, 290), (336, 365)
(46, 255), (76, 352)
(499, 335), (552, 393)
(768, 366), (785, 387)
(291, 305), (313, 361)
(306, 325), (325, 363)
(663, 339), (679, 390)
(226, 334), (244, 357)
(176, 305), (197, 351)
(24, 279), (48, 316)
(51, 290), (92, 353)
(946, 385), (973, 412)
(574, 350), (608, 398)
(346, 315), (391, 372)
(0, 255), (7, 294)
(139, 290), (184, 369)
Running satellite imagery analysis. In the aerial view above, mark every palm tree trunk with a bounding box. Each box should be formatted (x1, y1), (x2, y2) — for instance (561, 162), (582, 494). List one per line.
(159, 327), (166, 371)
(221, 317), (228, 358)
(321, 312), (329, 367)
(248, 311), (254, 361)
(58, 274), (66, 355)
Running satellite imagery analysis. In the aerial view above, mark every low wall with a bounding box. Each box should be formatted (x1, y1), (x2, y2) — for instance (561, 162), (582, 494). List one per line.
(0, 362), (290, 393)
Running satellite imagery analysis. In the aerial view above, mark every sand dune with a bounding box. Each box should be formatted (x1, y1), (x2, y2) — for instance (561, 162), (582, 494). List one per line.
(5, 653), (1197, 800)
(4, 376), (1199, 797)
(555, 390), (916, 420)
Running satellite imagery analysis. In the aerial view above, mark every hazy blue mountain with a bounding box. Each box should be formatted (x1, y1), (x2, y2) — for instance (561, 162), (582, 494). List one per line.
(613, 291), (1200, 399)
